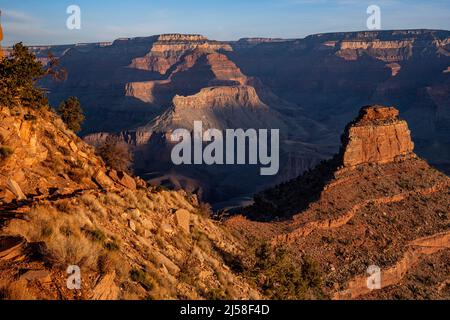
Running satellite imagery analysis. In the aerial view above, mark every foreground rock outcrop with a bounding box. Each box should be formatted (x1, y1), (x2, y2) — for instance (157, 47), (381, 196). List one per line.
(341, 106), (415, 167)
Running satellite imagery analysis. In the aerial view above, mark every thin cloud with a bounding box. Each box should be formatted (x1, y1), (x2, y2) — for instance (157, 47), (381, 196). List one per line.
(2, 9), (39, 24)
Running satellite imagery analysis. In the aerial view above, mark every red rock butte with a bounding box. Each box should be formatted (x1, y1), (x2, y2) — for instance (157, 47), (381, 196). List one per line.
(341, 105), (415, 167)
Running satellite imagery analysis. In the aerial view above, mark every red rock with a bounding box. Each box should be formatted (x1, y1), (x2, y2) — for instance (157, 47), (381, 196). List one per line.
(0, 236), (27, 262)
(341, 106), (415, 167)
(93, 170), (115, 189)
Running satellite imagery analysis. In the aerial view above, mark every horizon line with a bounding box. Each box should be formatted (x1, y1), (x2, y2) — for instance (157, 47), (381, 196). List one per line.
(3, 28), (449, 48)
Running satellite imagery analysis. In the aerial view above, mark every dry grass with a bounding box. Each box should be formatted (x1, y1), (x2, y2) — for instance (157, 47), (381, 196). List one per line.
(80, 193), (107, 218)
(5, 205), (102, 269)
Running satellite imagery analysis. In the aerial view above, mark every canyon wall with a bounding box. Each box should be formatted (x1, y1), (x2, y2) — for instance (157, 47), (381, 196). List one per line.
(37, 30), (450, 206)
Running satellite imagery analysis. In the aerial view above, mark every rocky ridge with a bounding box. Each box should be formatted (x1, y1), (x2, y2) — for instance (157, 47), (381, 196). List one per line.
(225, 105), (450, 299)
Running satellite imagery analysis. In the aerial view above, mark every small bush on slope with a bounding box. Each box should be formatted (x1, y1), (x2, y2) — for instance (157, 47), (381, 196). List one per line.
(248, 242), (326, 300)
(96, 137), (133, 174)
(0, 146), (13, 161)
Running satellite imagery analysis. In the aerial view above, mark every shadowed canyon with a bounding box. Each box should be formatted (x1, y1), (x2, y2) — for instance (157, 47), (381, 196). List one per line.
(34, 30), (450, 208)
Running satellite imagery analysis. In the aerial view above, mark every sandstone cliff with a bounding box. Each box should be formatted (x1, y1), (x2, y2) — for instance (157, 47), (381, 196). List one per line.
(129, 34), (232, 75)
(172, 86), (266, 110)
(341, 106), (415, 167)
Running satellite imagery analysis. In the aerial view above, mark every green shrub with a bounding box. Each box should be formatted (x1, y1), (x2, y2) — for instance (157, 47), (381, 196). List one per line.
(130, 268), (154, 291)
(0, 43), (65, 109)
(57, 97), (85, 133)
(248, 242), (325, 300)
(104, 240), (120, 251)
(85, 229), (106, 243)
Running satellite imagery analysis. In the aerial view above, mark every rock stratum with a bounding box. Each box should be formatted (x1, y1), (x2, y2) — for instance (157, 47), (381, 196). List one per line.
(226, 105), (450, 299)
(341, 106), (415, 167)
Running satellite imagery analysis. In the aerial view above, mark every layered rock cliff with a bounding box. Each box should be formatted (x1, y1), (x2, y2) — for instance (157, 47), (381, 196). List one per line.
(341, 106), (415, 167)
(172, 86), (266, 110)
(129, 34), (232, 74)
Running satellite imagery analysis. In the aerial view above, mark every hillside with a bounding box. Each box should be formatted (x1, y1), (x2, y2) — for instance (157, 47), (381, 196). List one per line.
(0, 105), (260, 300)
(226, 106), (450, 299)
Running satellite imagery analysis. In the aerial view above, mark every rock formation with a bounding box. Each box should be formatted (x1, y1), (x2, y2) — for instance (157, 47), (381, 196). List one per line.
(341, 106), (415, 167)
(172, 86), (266, 110)
(129, 34), (232, 74)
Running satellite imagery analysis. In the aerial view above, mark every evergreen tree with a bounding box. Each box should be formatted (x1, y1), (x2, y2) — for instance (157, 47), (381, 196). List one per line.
(57, 96), (85, 133)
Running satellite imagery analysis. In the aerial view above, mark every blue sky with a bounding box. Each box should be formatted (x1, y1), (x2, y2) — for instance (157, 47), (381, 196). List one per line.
(0, 0), (449, 45)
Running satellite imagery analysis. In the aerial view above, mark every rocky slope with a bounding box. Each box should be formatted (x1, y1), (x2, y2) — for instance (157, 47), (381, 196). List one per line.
(225, 105), (450, 299)
(0, 105), (261, 300)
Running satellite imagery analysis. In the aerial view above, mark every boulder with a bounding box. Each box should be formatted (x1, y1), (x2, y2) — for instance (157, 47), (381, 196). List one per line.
(91, 273), (120, 300)
(128, 219), (137, 232)
(175, 209), (191, 234)
(21, 270), (52, 284)
(0, 236), (27, 262)
(161, 222), (174, 234)
(93, 170), (115, 189)
(6, 179), (26, 200)
(69, 141), (78, 152)
(107, 170), (136, 190)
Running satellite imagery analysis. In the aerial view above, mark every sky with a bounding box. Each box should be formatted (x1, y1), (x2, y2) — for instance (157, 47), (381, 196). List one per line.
(0, 0), (449, 46)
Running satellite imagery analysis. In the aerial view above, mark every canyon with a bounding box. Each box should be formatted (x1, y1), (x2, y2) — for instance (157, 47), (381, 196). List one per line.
(34, 29), (450, 207)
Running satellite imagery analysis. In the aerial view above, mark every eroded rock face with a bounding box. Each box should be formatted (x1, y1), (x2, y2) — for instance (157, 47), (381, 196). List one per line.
(129, 34), (232, 74)
(172, 85), (266, 110)
(341, 106), (415, 167)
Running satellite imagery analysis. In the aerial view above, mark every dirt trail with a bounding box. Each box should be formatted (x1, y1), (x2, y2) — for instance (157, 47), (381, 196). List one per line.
(334, 231), (450, 299)
(273, 181), (449, 244)
(268, 180), (449, 299)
